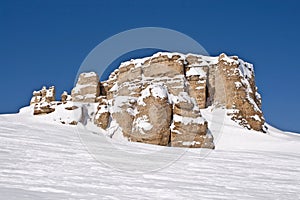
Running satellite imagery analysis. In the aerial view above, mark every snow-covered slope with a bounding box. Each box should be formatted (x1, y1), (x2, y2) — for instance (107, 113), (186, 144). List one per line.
(0, 107), (299, 200)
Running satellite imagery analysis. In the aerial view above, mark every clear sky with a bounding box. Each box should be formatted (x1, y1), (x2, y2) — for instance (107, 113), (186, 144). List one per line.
(0, 0), (299, 133)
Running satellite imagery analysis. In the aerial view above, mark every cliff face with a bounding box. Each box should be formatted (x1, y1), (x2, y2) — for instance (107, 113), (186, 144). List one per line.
(29, 52), (265, 148)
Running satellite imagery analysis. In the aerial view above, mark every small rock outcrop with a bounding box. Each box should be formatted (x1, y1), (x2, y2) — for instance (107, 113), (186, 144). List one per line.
(71, 72), (100, 103)
(30, 86), (56, 115)
(94, 96), (110, 129)
(61, 91), (72, 103)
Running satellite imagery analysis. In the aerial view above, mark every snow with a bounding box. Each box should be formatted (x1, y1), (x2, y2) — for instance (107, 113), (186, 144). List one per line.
(36, 102), (82, 124)
(109, 83), (118, 92)
(235, 81), (242, 89)
(138, 84), (169, 106)
(110, 96), (128, 113)
(251, 114), (261, 121)
(72, 84), (95, 94)
(220, 54), (239, 66)
(45, 86), (54, 98)
(133, 115), (153, 134)
(173, 114), (206, 125)
(0, 107), (299, 199)
(119, 52), (219, 71)
(96, 105), (108, 114)
(81, 71), (98, 78)
(182, 141), (200, 146)
(238, 59), (254, 78)
(186, 67), (206, 77)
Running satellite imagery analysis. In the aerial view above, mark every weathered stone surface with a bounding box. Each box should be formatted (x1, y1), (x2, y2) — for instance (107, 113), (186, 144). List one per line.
(170, 92), (214, 148)
(98, 52), (265, 148)
(110, 96), (136, 138)
(217, 53), (265, 131)
(71, 72), (100, 103)
(130, 85), (172, 145)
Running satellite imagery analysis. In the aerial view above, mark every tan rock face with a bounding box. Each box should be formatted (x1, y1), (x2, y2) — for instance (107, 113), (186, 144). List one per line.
(95, 53), (216, 148)
(71, 72), (100, 102)
(31, 52), (266, 148)
(131, 85), (172, 145)
(170, 92), (214, 148)
(217, 53), (265, 131)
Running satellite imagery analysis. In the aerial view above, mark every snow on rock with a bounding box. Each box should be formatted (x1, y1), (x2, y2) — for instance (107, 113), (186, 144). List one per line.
(171, 92), (213, 148)
(30, 86), (55, 105)
(217, 53), (265, 131)
(71, 72), (100, 103)
(173, 114), (205, 125)
(61, 91), (72, 103)
(30, 86), (56, 115)
(131, 84), (172, 145)
(138, 84), (170, 106)
(27, 51), (267, 148)
(94, 96), (110, 129)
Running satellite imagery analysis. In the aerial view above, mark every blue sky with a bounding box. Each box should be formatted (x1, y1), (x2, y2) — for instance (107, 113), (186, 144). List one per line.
(0, 0), (299, 133)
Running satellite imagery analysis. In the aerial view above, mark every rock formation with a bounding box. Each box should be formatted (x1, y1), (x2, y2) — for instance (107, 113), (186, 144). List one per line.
(30, 86), (56, 115)
(61, 91), (72, 103)
(71, 72), (100, 103)
(29, 52), (266, 148)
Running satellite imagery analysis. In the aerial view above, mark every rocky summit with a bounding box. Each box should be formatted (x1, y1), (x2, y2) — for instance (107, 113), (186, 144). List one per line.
(29, 52), (266, 149)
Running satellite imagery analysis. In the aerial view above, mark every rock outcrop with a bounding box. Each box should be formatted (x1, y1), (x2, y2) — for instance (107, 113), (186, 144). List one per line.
(217, 53), (265, 131)
(95, 52), (265, 147)
(61, 91), (72, 103)
(102, 53), (215, 148)
(30, 86), (56, 115)
(71, 72), (100, 103)
(29, 52), (266, 148)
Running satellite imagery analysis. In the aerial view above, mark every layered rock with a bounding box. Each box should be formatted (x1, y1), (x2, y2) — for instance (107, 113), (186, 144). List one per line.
(102, 53), (214, 148)
(71, 72), (100, 102)
(171, 92), (213, 148)
(217, 53), (265, 131)
(95, 52), (265, 144)
(29, 51), (266, 148)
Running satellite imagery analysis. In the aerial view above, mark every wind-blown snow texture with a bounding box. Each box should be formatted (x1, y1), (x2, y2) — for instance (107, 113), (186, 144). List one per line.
(0, 107), (299, 200)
